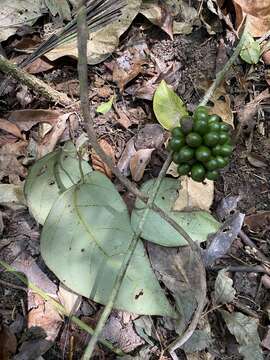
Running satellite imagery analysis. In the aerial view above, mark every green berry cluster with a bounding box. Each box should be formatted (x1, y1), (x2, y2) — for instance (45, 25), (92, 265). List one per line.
(168, 106), (233, 182)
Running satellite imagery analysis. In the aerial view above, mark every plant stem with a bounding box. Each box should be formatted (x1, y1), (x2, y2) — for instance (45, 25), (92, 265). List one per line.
(199, 21), (248, 107)
(0, 56), (72, 106)
(0, 259), (124, 356)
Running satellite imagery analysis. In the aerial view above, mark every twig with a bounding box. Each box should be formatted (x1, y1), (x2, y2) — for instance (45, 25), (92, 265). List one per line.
(239, 230), (270, 264)
(0, 259), (124, 356)
(199, 21), (248, 106)
(0, 56), (72, 106)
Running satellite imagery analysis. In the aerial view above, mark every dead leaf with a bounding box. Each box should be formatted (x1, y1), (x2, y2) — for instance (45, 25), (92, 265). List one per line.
(91, 139), (115, 178)
(140, 1), (174, 39)
(166, 161), (179, 178)
(130, 148), (154, 182)
(58, 283), (81, 316)
(0, 118), (23, 139)
(236, 89), (270, 136)
(25, 58), (54, 74)
(0, 141), (28, 183)
(117, 138), (137, 176)
(247, 153), (268, 168)
(0, 315), (17, 360)
(8, 109), (61, 131)
(114, 106), (132, 129)
(37, 113), (70, 158)
(173, 176), (214, 212)
(113, 47), (147, 92)
(245, 211), (270, 233)
(135, 124), (165, 150)
(233, 0), (270, 37)
(209, 96), (234, 127)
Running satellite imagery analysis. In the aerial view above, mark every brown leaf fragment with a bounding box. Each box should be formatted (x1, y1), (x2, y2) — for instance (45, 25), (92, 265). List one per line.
(91, 139), (115, 179)
(117, 138), (137, 176)
(24, 58), (54, 74)
(0, 118), (23, 139)
(247, 153), (268, 168)
(245, 211), (270, 233)
(130, 148), (154, 182)
(113, 47), (148, 92)
(8, 109), (61, 131)
(0, 141), (28, 183)
(135, 124), (165, 150)
(114, 107), (132, 129)
(233, 0), (270, 37)
(0, 315), (17, 360)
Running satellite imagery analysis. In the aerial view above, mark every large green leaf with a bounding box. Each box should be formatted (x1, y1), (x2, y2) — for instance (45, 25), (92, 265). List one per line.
(240, 33), (260, 65)
(24, 141), (92, 225)
(131, 178), (220, 246)
(41, 171), (175, 317)
(153, 80), (188, 130)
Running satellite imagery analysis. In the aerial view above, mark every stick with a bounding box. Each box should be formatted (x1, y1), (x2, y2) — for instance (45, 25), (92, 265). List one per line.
(0, 56), (72, 106)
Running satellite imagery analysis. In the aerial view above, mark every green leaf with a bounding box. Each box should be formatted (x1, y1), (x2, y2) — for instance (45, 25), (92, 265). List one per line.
(240, 33), (261, 65)
(41, 171), (176, 317)
(214, 269), (236, 305)
(24, 141), (92, 225)
(96, 95), (115, 114)
(181, 330), (212, 353)
(153, 80), (188, 130)
(221, 310), (263, 360)
(131, 178), (220, 246)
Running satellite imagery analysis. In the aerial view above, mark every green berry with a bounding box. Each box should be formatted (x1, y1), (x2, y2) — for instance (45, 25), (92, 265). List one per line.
(208, 122), (221, 132)
(206, 169), (219, 181)
(186, 132), (202, 148)
(178, 146), (195, 162)
(219, 144), (233, 157)
(212, 144), (222, 156)
(208, 114), (221, 124)
(193, 120), (208, 135)
(171, 127), (184, 138)
(205, 158), (219, 170)
(195, 146), (211, 162)
(204, 132), (219, 147)
(216, 156), (227, 169)
(169, 137), (185, 152)
(177, 163), (191, 176)
(194, 106), (209, 122)
(219, 123), (230, 132)
(191, 163), (206, 182)
(180, 116), (194, 134)
(219, 131), (230, 144)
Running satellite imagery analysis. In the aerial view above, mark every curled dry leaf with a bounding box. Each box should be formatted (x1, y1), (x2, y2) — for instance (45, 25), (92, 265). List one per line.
(8, 109), (62, 132)
(113, 46), (147, 92)
(130, 148), (154, 182)
(140, 0), (174, 39)
(0, 118), (23, 139)
(24, 58), (54, 74)
(117, 138), (137, 176)
(0, 315), (17, 360)
(245, 211), (270, 233)
(91, 138), (115, 178)
(233, 0), (270, 37)
(247, 153), (268, 168)
(173, 176), (214, 212)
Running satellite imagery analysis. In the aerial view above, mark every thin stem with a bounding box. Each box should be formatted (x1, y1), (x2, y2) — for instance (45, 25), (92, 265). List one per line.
(0, 259), (124, 356)
(199, 21), (248, 106)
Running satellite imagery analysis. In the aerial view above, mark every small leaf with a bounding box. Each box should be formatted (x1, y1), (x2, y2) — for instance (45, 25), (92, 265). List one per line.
(24, 141), (92, 225)
(240, 33), (261, 64)
(214, 269), (236, 305)
(41, 172), (175, 317)
(153, 80), (188, 130)
(221, 310), (263, 360)
(131, 178), (220, 247)
(96, 95), (115, 114)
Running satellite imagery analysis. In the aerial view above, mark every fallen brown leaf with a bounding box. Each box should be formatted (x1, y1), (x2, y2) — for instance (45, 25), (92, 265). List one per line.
(245, 211), (270, 233)
(36, 113), (71, 158)
(0, 141), (27, 183)
(91, 139), (115, 178)
(113, 46), (148, 92)
(233, 0), (270, 37)
(117, 138), (137, 176)
(24, 58), (54, 74)
(8, 109), (61, 132)
(247, 153), (268, 168)
(114, 106), (132, 129)
(173, 176), (214, 212)
(0, 118), (23, 139)
(130, 148), (154, 182)
(0, 315), (17, 360)
(140, 0), (174, 39)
